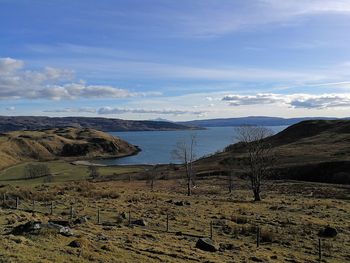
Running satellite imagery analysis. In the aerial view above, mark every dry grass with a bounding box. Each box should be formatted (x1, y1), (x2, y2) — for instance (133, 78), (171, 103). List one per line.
(0, 178), (348, 262)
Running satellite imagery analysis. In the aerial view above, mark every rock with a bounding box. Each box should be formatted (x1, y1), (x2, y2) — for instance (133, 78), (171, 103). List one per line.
(195, 238), (217, 252)
(73, 216), (89, 225)
(11, 221), (41, 235)
(131, 219), (147, 226)
(48, 220), (71, 227)
(48, 222), (74, 237)
(319, 226), (337, 238)
(120, 212), (127, 219)
(219, 243), (240, 251)
(250, 256), (264, 262)
(174, 201), (184, 206)
(68, 240), (81, 248)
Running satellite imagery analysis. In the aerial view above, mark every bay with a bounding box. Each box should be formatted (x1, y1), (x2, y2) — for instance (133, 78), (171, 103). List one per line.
(93, 126), (287, 165)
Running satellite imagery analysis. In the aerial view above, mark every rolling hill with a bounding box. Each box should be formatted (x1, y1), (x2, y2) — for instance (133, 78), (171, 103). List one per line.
(0, 127), (139, 170)
(195, 120), (350, 184)
(0, 116), (198, 132)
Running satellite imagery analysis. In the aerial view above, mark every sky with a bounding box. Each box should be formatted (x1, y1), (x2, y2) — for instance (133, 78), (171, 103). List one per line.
(1, 0), (350, 121)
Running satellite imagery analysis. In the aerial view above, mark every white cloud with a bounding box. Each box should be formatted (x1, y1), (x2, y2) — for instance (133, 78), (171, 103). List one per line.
(43, 107), (96, 113)
(97, 107), (204, 116)
(0, 57), (144, 100)
(223, 92), (350, 109)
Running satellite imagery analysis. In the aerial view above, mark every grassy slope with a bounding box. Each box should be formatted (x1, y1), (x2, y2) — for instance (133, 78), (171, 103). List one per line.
(0, 127), (138, 171)
(0, 179), (348, 262)
(194, 120), (350, 178)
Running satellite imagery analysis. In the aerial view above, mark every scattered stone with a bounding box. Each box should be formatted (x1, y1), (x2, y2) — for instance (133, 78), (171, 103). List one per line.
(11, 221), (41, 235)
(174, 200), (191, 206)
(195, 238), (218, 252)
(73, 216), (89, 225)
(68, 240), (82, 248)
(101, 244), (112, 251)
(48, 222), (74, 237)
(48, 220), (71, 227)
(270, 255), (278, 260)
(120, 212), (127, 219)
(131, 219), (147, 226)
(250, 256), (263, 262)
(318, 226), (337, 238)
(219, 243), (239, 251)
(175, 231), (182, 236)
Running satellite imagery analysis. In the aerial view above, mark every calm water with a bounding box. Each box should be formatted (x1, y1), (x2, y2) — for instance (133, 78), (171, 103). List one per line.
(93, 126), (287, 165)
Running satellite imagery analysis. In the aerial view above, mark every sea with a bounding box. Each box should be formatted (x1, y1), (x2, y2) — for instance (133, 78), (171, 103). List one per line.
(92, 126), (287, 165)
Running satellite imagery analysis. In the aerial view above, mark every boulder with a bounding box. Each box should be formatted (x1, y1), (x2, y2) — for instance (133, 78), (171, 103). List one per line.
(319, 226), (337, 238)
(68, 240), (82, 248)
(73, 216), (89, 225)
(131, 219), (147, 226)
(11, 221), (41, 235)
(48, 222), (74, 237)
(195, 238), (217, 252)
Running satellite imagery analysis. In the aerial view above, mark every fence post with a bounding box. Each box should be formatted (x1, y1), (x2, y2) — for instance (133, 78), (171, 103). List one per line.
(50, 201), (53, 215)
(128, 210), (131, 226)
(32, 200), (35, 212)
(166, 214), (169, 232)
(70, 205), (74, 220)
(16, 197), (19, 209)
(2, 193), (5, 205)
(318, 238), (322, 262)
(256, 226), (260, 248)
(210, 221), (213, 239)
(97, 208), (100, 224)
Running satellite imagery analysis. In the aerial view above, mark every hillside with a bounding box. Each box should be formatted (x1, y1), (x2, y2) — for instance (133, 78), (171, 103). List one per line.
(0, 127), (139, 170)
(0, 116), (198, 133)
(179, 116), (341, 127)
(196, 120), (350, 184)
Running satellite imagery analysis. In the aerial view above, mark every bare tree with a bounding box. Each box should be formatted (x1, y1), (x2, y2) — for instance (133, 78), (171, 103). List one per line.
(24, 163), (50, 179)
(146, 165), (159, 191)
(234, 126), (275, 201)
(88, 165), (100, 180)
(172, 135), (197, 196)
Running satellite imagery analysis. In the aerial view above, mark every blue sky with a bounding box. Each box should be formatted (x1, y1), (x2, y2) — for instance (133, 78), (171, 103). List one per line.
(1, 0), (350, 120)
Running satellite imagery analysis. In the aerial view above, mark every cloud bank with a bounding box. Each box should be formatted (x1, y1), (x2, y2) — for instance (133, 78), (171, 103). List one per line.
(0, 57), (145, 100)
(223, 93), (350, 109)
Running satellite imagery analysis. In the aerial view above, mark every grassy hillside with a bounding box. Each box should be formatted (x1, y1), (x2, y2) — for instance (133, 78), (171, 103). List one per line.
(0, 127), (139, 170)
(195, 120), (350, 184)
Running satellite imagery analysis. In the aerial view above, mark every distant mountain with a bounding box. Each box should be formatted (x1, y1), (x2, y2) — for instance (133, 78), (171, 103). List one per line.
(179, 116), (344, 127)
(0, 116), (198, 132)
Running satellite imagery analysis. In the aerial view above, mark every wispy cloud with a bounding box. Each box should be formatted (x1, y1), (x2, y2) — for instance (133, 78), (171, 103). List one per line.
(223, 92), (350, 109)
(97, 107), (204, 116)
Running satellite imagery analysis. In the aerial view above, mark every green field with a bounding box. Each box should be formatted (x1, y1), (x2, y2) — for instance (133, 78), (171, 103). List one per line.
(0, 161), (145, 186)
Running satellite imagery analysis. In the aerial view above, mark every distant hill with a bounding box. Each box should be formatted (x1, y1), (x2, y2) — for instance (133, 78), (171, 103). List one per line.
(0, 116), (197, 132)
(195, 120), (350, 184)
(179, 116), (342, 127)
(0, 127), (139, 170)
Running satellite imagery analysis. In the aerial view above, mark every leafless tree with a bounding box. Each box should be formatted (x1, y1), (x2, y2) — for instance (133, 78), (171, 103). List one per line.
(88, 165), (100, 180)
(172, 135), (197, 196)
(146, 165), (159, 191)
(235, 126), (275, 201)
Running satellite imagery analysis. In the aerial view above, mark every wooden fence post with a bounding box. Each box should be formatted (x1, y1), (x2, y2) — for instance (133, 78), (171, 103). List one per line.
(256, 226), (260, 248)
(2, 193), (5, 205)
(50, 201), (53, 215)
(166, 214), (169, 232)
(97, 208), (101, 224)
(210, 221), (213, 239)
(16, 197), (19, 209)
(318, 238), (322, 262)
(70, 205), (74, 220)
(32, 200), (35, 212)
(128, 210), (131, 226)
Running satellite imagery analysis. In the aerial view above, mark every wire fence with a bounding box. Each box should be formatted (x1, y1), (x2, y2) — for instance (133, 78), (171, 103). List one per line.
(1, 194), (341, 262)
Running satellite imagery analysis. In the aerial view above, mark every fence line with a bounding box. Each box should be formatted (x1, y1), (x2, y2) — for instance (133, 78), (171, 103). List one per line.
(0, 194), (334, 261)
